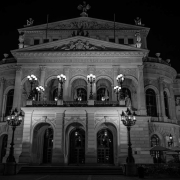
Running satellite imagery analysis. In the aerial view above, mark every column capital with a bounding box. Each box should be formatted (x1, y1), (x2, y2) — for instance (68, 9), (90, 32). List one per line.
(15, 65), (22, 72)
(0, 77), (5, 84)
(39, 65), (46, 71)
(63, 66), (70, 73)
(137, 65), (144, 71)
(87, 65), (96, 74)
(159, 76), (164, 83)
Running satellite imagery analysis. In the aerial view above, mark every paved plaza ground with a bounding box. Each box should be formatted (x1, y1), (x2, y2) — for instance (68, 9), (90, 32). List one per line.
(0, 174), (179, 180)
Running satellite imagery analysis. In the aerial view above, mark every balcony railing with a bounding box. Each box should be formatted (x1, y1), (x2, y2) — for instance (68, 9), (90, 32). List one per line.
(94, 101), (119, 107)
(143, 57), (171, 66)
(27, 100), (122, 107)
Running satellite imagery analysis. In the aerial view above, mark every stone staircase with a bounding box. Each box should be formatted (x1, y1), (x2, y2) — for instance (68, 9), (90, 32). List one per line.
(18, 165), (124, 175)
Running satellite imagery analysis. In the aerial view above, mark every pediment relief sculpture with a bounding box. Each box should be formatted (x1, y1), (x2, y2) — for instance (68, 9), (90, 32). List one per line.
(52, 40), (106, 51)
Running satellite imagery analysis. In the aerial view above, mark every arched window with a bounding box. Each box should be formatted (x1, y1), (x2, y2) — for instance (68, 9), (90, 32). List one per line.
(5, 89), (14, 116)
(121, 88), (131, 100)
(164, 91), (169, 118)
(74, 88), (87, 101)
(53, 88), (58, 101)
(151, 134), (160, 147)
(146, 89), (157, 117)
(97, 88), (109, 101)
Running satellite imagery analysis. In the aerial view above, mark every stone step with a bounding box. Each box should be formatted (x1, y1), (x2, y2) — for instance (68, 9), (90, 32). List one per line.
(18, 166), (124, 175)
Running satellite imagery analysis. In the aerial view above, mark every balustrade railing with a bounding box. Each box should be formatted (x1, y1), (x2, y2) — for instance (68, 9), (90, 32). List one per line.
(94, 101), (119, 106)
(27, 100), (122, 107)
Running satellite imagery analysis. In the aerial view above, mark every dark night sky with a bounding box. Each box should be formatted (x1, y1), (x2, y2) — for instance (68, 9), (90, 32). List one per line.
(0, 0), (180, 73)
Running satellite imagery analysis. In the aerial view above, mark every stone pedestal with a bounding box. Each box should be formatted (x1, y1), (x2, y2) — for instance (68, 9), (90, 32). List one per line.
(26, 100), (33, 106)
(125, 163), (137, 176)
(57, 100), (63, 106)
(4, 162), (16, 175)
(88, 100), (94, 106)
(119, 100), (125, 106)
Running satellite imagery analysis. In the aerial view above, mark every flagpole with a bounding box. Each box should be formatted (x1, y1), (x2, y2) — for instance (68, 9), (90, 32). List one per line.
(46, 14), (49, 39)
(114, 13), (116, 43)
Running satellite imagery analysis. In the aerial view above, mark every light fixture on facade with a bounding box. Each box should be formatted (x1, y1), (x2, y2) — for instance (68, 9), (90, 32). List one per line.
(87, 74), (96, 100)
(116, 74), (124, 87)
(27, 74), (37, 100)
(121, 108), (136, 164)
(57, 74), (66, 100)
(168, 134), (173, 147)
(36, 86), (45, 101)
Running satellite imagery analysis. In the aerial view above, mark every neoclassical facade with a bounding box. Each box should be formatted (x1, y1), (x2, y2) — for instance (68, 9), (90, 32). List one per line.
(0, 15), (180, 166)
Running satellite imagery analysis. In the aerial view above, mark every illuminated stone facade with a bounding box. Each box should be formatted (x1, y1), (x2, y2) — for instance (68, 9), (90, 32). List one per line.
(0, 16), (180, 166)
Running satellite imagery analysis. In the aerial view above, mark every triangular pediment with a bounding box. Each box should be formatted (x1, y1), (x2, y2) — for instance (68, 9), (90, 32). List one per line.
(11, 36), (148, 54)
(18, 17), (149, 34)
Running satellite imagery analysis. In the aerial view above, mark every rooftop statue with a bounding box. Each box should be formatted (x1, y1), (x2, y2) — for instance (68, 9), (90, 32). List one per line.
(27, 18), (34, 26)
(134, 17), (144, 26)
(24, 18), (34, 27)
(78, 1), (91, 17)
(135, 31), (142, 48)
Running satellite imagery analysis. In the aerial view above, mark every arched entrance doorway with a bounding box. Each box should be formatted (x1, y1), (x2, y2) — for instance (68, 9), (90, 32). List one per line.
(97, 129), (113, 164)
(32, 123), (53, 164)
(69, 128), (85, 164)
(0, 134), (8, 162)
(43, 127), (53, 164)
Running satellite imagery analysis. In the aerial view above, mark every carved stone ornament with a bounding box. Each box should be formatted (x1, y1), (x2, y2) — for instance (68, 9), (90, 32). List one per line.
(33, 116), (56, 125)
(0, 77), (5, 84)
(46, 40), (107, 51)
(0, 124), (9, 134)
(64, 116), (86, 126)
(94, 116), (118, 128)
(47, 20), (143, 31)
(119, 68), (137, 78)
(15, 65), (22, 72)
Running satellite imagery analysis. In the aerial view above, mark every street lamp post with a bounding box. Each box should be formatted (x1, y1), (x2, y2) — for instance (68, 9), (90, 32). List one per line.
(114, 86), (121, 101)
(36, 86), (45, 101)
(27, 74), (37, 100)
(87, 74), (96, 100)
(121, 108), (136, 175)
(4, 108), (24, 175)
(57, 74), (66, 100)
(116, 74), (124, 87)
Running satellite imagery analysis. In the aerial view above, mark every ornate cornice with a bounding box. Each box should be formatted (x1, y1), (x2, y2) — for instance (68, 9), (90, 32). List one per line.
(13, 51), (145, 58)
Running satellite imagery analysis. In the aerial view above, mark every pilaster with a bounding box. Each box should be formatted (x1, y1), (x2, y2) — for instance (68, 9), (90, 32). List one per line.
(63, 66), (70, 101)
(13, 66), (22, 110)
(52, 113), (64, 165)
(137, 65), (147, 115)
(170, 86), (177, 123)
(19, 110), (32, 163)
(158, 77), (166, 119)
(39, 65), (46, 86)
(112, 66), (119, 101)
(86, 112), (96, 164)
(0, 78), (5, 121)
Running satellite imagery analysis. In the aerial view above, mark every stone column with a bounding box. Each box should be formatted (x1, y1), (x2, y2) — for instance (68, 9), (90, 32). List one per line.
(13, 65), (22, 110)
(158, 77), (166, 119)
(112, 66), (118, 101)
(39, 66), (46, 86)
(19, 109), (33, 163)
(86, 111), (96, 164)
(63, 66), (70, 101)
(52, 112), (64, 165)
(170, 86), (177, 123)
(0, 78), (5, 121)
(156, 94), (161, 118)
(137, 65), (147, 115)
